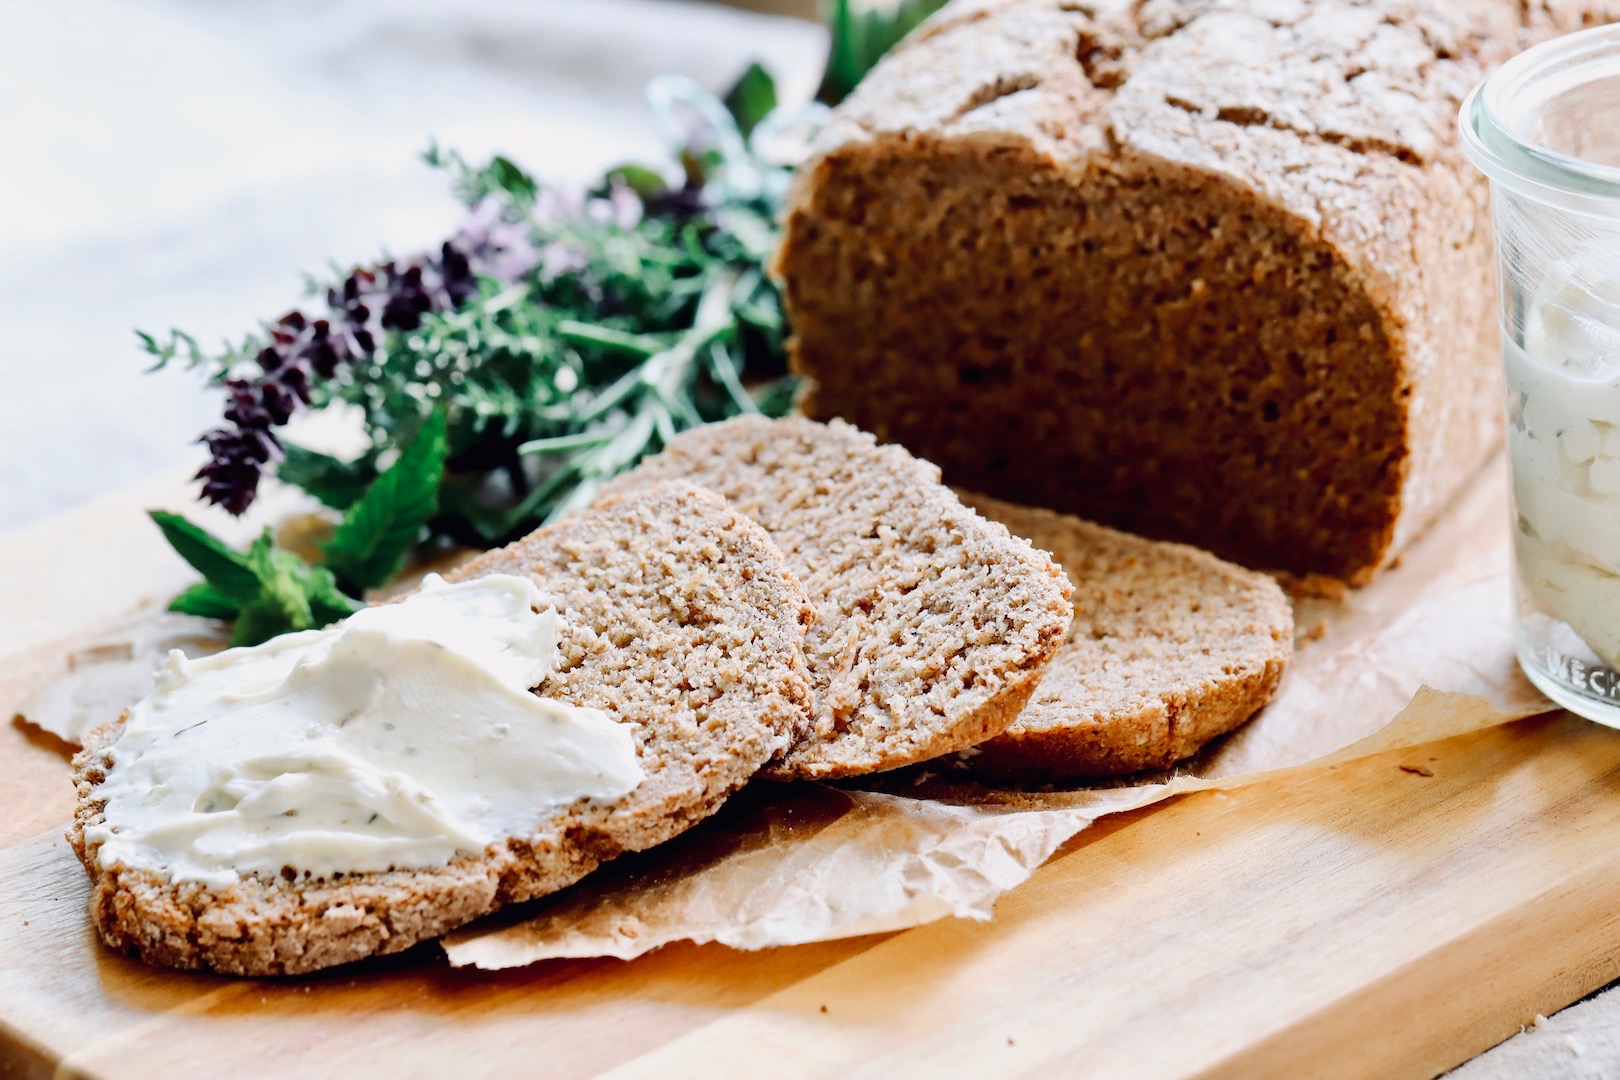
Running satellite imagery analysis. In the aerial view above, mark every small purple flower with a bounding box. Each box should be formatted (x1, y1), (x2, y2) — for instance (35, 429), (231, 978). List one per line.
(194, 182), (549, 515)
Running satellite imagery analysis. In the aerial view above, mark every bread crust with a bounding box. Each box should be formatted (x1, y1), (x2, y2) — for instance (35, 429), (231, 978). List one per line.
(606, 417), (1074, 779)
(960, 493), (1293, 779)
(69, 483), (813, 976)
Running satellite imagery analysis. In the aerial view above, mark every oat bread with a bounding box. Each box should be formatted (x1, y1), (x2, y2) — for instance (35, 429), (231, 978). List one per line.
(959, 493), (1292, 779)
(605, 416), (1073, 779)
(777, 0), (1620, 585)
(69, 483), (814, 976)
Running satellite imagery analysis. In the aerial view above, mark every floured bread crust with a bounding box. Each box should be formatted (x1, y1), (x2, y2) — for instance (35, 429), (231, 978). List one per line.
(69, 483), (814, 976)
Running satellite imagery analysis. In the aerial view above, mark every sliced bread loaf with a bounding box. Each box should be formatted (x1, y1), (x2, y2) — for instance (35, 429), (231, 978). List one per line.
(778, 0), (1619, 584)
(69, 483), (814, 975)
(605, 416), (1073, 779)
(956, 493), (1292, 780)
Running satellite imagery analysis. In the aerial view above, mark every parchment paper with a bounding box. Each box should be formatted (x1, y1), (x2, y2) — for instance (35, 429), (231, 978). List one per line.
(444, 462), (1556, 968)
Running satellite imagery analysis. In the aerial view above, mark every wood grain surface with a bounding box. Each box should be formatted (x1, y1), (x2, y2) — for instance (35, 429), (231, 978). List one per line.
(7, 472), (1620, 1080)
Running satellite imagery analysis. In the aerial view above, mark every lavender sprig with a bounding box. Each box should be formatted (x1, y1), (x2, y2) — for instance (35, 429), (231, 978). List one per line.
(159, 213), (535, 515)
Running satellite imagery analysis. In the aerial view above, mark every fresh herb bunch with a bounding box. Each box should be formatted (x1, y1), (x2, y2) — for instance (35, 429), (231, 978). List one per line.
(144, 8), (933, 640)
(145, 70), (805, 547)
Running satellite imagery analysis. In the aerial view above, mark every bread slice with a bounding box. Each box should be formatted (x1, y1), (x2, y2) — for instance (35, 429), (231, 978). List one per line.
(69, 483), (814, 976)
(957, 493), (1293, 780)
(605, 416), (1073, 779)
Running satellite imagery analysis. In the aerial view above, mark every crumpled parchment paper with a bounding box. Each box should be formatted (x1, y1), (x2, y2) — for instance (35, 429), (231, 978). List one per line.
(444, 462), (1554, 968)
(16, 611), (228, 745)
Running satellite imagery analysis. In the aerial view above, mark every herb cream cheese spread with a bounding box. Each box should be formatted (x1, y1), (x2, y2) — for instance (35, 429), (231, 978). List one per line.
(86, 573), (644, 887)
(1507, 244), (1620, 666)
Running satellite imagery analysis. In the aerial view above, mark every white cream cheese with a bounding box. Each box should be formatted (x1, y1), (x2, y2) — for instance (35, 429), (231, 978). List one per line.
(1506, 242), (1620, 665)
(85, 573), (643, 888)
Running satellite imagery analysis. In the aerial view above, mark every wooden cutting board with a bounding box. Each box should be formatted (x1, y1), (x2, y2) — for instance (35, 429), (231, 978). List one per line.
(7, 471), (1620, 1080)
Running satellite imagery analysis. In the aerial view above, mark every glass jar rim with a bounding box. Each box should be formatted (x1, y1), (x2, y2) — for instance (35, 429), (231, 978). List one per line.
(1460, 23), (1620, 215)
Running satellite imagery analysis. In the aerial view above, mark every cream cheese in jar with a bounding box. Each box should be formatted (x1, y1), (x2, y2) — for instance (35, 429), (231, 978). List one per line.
(1506, 244), (1620, 665)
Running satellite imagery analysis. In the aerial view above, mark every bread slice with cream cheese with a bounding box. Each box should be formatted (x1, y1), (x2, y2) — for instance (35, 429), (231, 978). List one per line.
(69, 482), (813, 976)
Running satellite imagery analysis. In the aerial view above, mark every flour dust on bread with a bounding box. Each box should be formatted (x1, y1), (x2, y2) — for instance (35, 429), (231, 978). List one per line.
(960, 493), (1293, 780)
(70, 483), (814, 976)
(778, 0), (1620, 585)
(605, 416), (1074, 780)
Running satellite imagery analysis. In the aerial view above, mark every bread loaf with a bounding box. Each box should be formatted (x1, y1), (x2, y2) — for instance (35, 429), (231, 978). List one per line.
(71, 484), (814, 975)
(778, 0), (1617, 585)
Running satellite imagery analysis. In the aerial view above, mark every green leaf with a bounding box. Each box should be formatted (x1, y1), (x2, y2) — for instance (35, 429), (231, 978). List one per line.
(276, 442), (376, 510)
(166, 582), (241, 621)
(304, 565), (364, 626)
(249, 530), (314, 630)
(148, 510), (262, 603)
(602, 164), (669, 201)
(486, 155), (539, 204)
(816, 0), (949, 105)
(722, 62), (777, 138)
(321, 408), (449, 591)
(230, 597), (291, 647)
(754, 376), (800, 419)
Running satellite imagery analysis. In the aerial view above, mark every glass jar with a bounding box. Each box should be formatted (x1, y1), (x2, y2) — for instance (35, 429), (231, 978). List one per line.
(1460, 25), (1620, 725)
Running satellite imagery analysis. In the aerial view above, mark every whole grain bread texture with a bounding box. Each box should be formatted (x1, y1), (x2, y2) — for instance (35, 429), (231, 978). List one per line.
(777, 0), (1620, 586)
(959, 492), (1292, 779)
(604, 416), (1074, 779)
(69, 483), (814, 976)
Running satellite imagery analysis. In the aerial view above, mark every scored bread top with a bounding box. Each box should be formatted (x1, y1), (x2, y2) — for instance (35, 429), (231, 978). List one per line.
(69, 482), (814, 976)
(959, 493), (1293, 779)
(605, 416), (1073, 779)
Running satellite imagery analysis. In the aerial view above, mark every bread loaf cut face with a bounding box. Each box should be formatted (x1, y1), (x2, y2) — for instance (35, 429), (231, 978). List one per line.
(777, 0), (1619, 584)
(960, 493), (1293, 780)
(69, 483), (813, 976)
(605, 416), (1074, 779)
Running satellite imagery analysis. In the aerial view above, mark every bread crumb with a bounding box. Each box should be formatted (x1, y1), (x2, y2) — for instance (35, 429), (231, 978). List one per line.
(1272, 572), (1349, 602)
(1297, 619), (1329, 644)
(820, 1004), (829, 1014)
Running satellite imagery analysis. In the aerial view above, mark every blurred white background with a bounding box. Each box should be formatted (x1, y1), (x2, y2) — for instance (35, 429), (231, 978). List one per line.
(0, 0), (822, 535)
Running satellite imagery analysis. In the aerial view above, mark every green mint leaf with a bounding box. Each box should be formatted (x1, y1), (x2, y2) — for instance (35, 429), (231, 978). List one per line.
(304, 564), (364, 626)
(722, 62), (777, 138)
(148, 510), (263, 603)
(166, 582), (242, 621)
(322, 408), (448, 591)
(247, 531), (315, 634)
(230, 597), (291, 647)
(276, 443), (376, 510)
